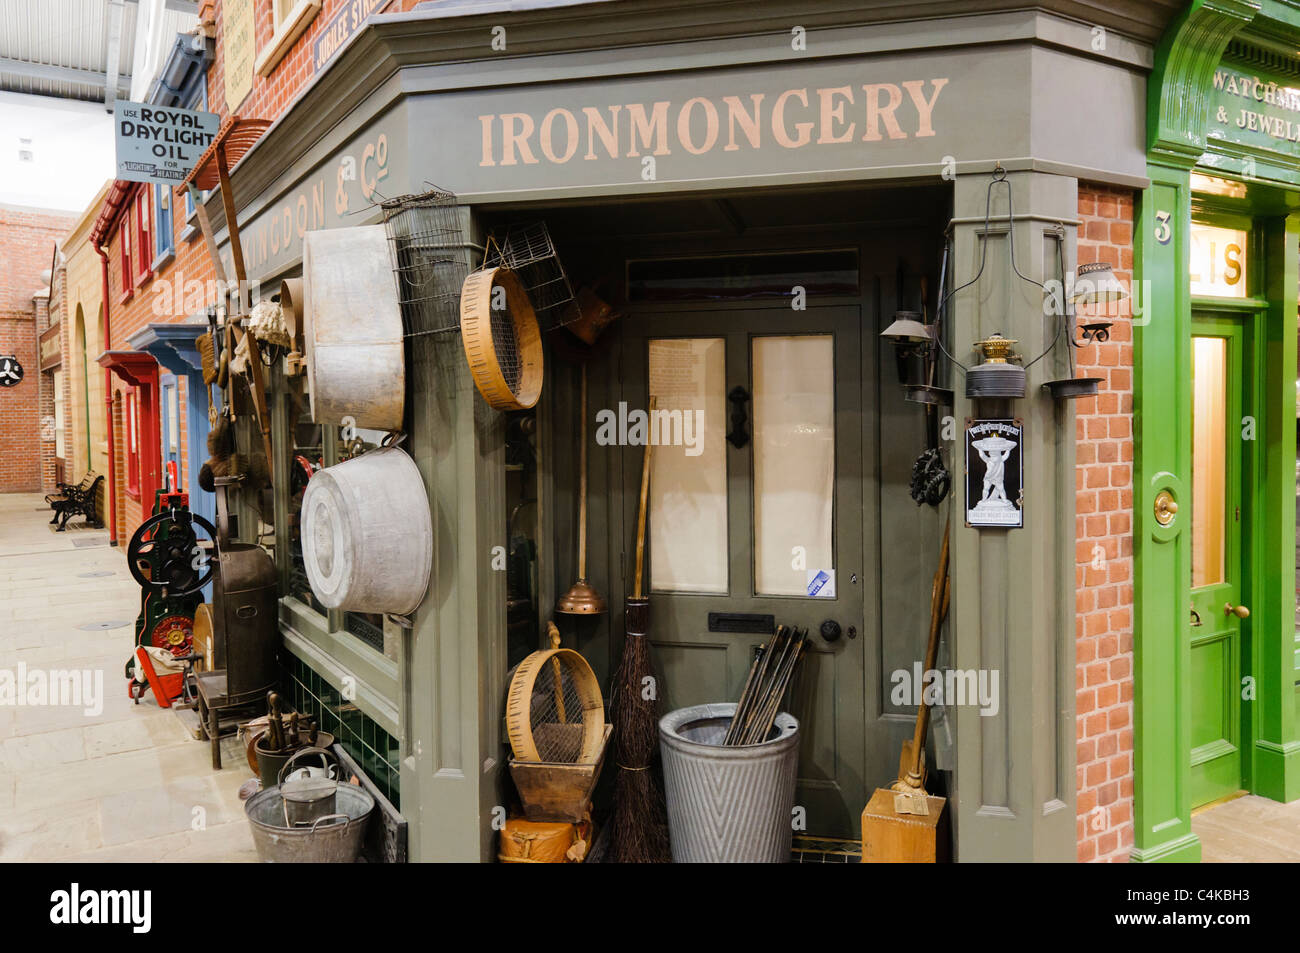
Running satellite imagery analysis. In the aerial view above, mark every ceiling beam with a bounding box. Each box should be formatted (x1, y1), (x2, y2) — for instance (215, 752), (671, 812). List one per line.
(125, 0), (200, 12)
(0, 57), (131, 99)
(104, 0), (126, 112)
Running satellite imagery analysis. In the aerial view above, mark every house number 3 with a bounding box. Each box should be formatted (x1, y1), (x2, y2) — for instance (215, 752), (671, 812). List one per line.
(1154, 211), (1172, 245)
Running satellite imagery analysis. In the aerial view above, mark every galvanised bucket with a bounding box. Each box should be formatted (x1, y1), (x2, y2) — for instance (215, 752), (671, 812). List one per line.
(659, 703), (799, 863)
(245, 782), (374, 863)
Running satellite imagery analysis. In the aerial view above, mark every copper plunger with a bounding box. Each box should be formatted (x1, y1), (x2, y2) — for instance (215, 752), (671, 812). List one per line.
(557, 365), (606, 614)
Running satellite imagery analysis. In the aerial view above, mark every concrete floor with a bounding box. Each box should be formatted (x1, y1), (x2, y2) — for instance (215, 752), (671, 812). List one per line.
(1193, 794), (1300, 863)
(0, 492), (255, 862)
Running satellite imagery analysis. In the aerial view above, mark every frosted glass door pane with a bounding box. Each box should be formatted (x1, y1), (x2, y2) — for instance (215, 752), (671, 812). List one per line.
(1191, 336), (1227, 589)
(648, 338), (727, 593)
(753, 335), (834, 596)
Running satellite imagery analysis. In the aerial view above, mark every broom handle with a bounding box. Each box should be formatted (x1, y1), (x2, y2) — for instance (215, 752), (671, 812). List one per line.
(908, 520), (950, 780)
(577, 366), (588, 579)
(633, 396), (657, 599)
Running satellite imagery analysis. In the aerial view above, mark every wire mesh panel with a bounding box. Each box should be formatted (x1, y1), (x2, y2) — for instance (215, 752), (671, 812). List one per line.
(528, 658), (587, 763)
(483, 221), (574, 326)
(380, 188), (473, 337)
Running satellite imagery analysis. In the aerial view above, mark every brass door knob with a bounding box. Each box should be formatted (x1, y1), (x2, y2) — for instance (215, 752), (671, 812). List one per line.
(1225, 603), (1250, 619)
(1154, 490), (1178, 526)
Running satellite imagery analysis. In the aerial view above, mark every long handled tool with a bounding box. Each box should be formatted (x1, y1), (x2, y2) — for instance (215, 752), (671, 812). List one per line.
(182, 118), (275, 486)
(861, 520), (952, 863)
(608, 397), (670, 863)
(893, 519), (951, 798)
(556, 365), (606, 615)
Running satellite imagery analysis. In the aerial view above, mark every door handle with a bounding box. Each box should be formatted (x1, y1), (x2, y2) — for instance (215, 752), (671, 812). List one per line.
(1190, 607), (1202, 627)
(726, 386), (750, 448)
(1225, 603), (1250, 619)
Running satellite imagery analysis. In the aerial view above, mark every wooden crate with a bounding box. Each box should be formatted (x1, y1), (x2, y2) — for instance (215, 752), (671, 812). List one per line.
(860, 787), (950, 863)
(509, 724), (611, 822)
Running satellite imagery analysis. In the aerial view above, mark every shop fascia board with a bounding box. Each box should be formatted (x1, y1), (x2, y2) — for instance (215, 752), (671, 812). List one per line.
(198, 7), (1152, 250)
(372, 0), (1175, 48)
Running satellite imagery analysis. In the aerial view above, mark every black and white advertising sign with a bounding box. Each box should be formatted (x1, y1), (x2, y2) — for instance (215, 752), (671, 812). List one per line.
(114, 101), (219, 185)
(965, 418), (1023, 528)
(0, 354), (23, 387)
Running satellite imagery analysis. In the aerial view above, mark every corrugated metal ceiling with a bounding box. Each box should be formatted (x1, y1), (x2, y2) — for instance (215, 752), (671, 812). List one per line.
(0, 0), (139, 102)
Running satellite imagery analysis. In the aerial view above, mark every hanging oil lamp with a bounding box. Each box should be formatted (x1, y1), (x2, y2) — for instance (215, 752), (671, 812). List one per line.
(1043, 253), (1127, 400)
(966, 333), (1025, 399)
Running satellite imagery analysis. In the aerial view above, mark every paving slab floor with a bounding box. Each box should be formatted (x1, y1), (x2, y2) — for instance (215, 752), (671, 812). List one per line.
(1193, 794), (1300, 863)
(0, 493), (256, 862)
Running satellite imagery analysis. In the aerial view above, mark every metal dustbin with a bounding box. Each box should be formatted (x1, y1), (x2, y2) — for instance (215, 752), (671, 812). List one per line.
(659, 702), (800, 863)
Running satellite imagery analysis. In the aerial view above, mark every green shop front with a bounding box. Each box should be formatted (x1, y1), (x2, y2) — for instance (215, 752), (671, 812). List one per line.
(1136, 0), (1300, 863)
(203, 1), (1157, 861)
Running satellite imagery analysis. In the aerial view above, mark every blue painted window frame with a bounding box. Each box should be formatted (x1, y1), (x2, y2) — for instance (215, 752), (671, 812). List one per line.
(182, 83), (210, 238)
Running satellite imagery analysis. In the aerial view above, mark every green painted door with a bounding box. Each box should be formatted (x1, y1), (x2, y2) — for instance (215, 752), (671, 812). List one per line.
(1189, 313), (1253, 808)
(620, 306), (866, 836)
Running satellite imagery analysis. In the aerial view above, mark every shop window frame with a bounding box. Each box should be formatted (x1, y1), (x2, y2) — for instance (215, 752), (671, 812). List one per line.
(118, 215), (133, 302)
(134, 190), (153, 287)
(125, 386), (140, 499)
(153, 182), (174, 270)
(255, 0), (321, 78)
(1188, 203), (1263, 307)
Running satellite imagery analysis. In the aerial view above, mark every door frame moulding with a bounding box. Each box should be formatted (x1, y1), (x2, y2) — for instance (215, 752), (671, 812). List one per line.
(1135, 0), (1300, 864)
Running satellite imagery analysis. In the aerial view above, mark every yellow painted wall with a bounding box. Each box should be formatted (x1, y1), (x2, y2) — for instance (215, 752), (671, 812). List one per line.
(62, 183), (111, 494)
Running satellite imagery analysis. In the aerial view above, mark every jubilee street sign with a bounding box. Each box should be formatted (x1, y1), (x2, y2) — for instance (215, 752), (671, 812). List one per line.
(114, 101), (220, 185)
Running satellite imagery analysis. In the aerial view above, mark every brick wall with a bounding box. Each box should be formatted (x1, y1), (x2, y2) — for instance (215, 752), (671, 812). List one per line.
(0, 205), (75, 493)
(1074, 183), (1136, 863)
(207, 0), (421, 121)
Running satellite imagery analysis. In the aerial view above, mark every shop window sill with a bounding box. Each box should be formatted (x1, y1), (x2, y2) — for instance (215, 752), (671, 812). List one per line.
(118, 288), (134, 305)
(255, 0), (321, 78)
(151, 249), (175, 272)
(278, 596), (400, 736)
(180, 222), (199, 243)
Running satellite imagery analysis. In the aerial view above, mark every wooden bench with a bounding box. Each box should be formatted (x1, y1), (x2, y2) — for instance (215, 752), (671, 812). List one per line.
(45, 471), (104, 531)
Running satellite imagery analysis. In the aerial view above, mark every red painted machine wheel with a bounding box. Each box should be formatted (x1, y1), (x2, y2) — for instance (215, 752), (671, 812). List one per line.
(150, 615), (194, 658)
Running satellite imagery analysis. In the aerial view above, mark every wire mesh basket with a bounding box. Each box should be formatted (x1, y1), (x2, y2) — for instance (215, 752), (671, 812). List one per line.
(380, 188), (473, 338)
(482, 221), (574, 327)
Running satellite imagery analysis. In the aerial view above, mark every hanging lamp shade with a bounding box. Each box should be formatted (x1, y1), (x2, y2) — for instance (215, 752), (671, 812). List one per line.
(1072, 261), (1127, 305)
(880, 312), (933, 343)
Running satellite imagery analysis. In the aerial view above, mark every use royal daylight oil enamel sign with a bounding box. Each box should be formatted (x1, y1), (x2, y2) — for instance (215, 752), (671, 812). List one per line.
(965, 419), (1023, 529)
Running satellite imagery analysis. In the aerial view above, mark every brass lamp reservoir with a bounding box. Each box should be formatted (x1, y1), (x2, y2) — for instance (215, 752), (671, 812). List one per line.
(966, 333), (1026, 398)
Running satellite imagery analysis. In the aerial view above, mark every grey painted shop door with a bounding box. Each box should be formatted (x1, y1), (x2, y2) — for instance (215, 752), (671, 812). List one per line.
(619, 306), (867, 836)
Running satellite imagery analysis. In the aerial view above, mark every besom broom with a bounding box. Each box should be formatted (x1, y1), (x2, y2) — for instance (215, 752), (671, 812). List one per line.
(607, 396), (670, 863)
